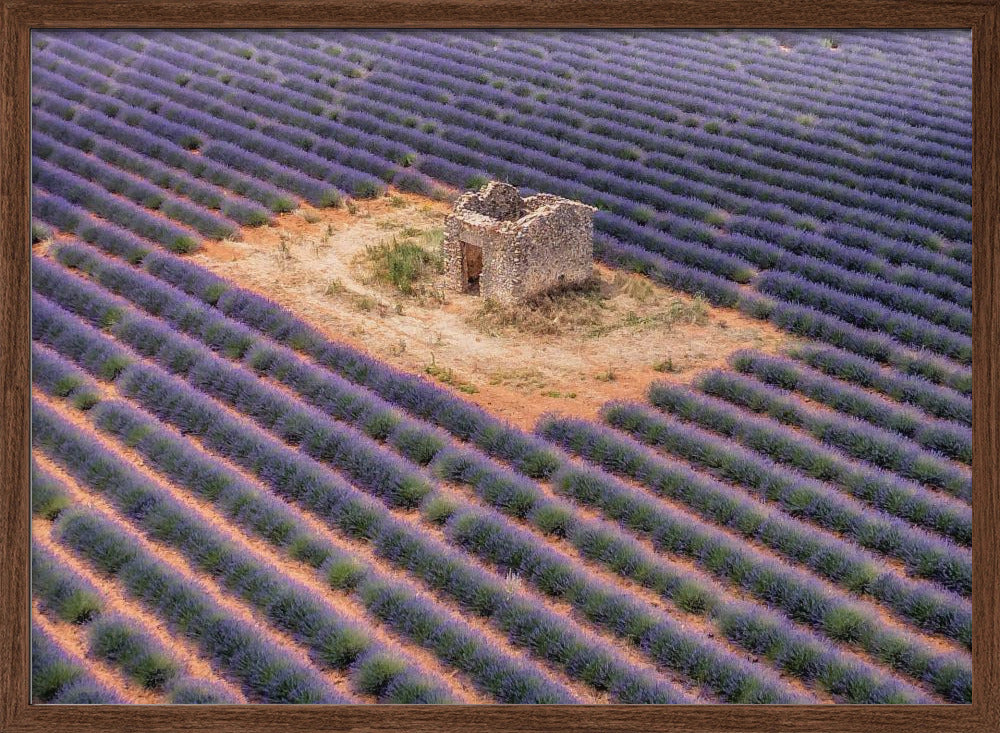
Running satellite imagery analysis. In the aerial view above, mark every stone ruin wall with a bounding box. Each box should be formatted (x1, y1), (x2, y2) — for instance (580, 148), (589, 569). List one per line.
(442, 183), (594, 304)
(502, 199), (594, 301)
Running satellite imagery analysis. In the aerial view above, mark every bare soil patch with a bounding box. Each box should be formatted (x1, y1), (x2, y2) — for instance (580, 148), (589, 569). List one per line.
(191, 190), (794, 430)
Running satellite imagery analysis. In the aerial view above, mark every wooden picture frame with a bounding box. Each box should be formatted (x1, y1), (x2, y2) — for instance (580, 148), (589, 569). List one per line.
(2, 2), (997, 731)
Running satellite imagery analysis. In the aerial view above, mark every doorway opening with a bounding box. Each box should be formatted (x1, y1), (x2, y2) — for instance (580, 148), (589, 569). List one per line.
(462, 241), (483, 294)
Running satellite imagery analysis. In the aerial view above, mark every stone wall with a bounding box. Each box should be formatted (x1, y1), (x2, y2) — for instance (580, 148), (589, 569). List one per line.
(442, 182), (594, 304)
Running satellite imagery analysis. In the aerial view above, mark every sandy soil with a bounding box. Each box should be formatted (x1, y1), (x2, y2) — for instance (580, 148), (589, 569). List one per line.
(192, 190), (794, 430)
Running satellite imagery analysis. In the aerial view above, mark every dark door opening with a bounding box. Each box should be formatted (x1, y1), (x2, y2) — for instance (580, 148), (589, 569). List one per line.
(462, 241), (483, 294)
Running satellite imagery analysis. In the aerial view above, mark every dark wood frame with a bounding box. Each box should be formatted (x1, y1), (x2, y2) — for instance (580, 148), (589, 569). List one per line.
(2, 2), (997, 730)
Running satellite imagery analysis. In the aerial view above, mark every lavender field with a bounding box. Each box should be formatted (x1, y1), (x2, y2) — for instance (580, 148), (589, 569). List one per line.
(30, 30), (972, 704)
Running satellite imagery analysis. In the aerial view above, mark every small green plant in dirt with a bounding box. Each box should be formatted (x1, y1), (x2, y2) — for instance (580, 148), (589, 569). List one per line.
(352, 295), (377, 312)
(653, 358), (680, 373)
(425, 358), (478, 394)
(389, 195), (407, 208)
(275, 234), (294, 261)
(300, 209), (323, 224)
(541, 390), (577, 399)
(595, 367), (617, 382)
(359, 235), (442, 295)
(324, 279), (347, 297)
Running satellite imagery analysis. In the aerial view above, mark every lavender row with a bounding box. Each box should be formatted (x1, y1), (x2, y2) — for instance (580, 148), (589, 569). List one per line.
(29, 335), (575, 704)
(87, 399), (578, 704)
(33, 159), (199, 254)
(33, 257), (443, 510)
(741, 297), (972, 396)
(440, 506), (806, 703)
(593, 235), (745, 307)
(88, 614), (239, 702)
(429, 451), (929, 702)
(338, 29), (970, 216)
(34, 77), (338, 209)
(30, 290), (690, 703)
(669, 30), (970, 100)
(32, 192), (158, 265)
(118, 36), (421, 171)
(36, 527), (212, 698)
(537, 413), (971, 635)
(111, 363), (691, 703)
(32, 104), (274, 225)
(380, 30), (970, 208)
(58, 27), (972, 210)
(32, 620), (123, 704)
(730, 351), (971, 463)
(713, 231), (971, 329)
(559, 32), (971, 157)
(727, 216), (971, 293)
(33, 131), (241, 240)
(654, 31), (970, 120)
(386, 30), (971, 181)
(32, 539), (104, 625)
(471, 30), (971, 147)
(49, 506), (346, 704)
(696, 370), (972, 492)
(31, 341), (103, 413)
(788, 345), (972, 426)
(334, 63), (968, 259)
(350, 56), (969, 242)
(365, 31), (971, 181)
(50, 239), (439, 455)
(644, 384), (971, 506)
(32, 398), (457, 703)
(31, 461), (336, 704)
(535, 419), (971, 701)
(31, 78), (298, 212)
(605, 35), (972, 149)
(753, 271), (971, 364)
(34, 531), (238, 702)
(130, 251), (566, 479)
(566, 385), (967, 590)
(599, 396), (971, 579)
(39, 42), (386, 199)
(32, 460), (74, 520)
(31, 335), (580, 704)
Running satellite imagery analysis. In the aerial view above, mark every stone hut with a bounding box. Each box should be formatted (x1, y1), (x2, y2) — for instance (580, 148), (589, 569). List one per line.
(442, 182), (595, 304)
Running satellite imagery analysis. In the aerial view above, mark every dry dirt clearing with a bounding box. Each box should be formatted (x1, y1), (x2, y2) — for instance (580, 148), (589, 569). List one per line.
(193, 191), (793, 429)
